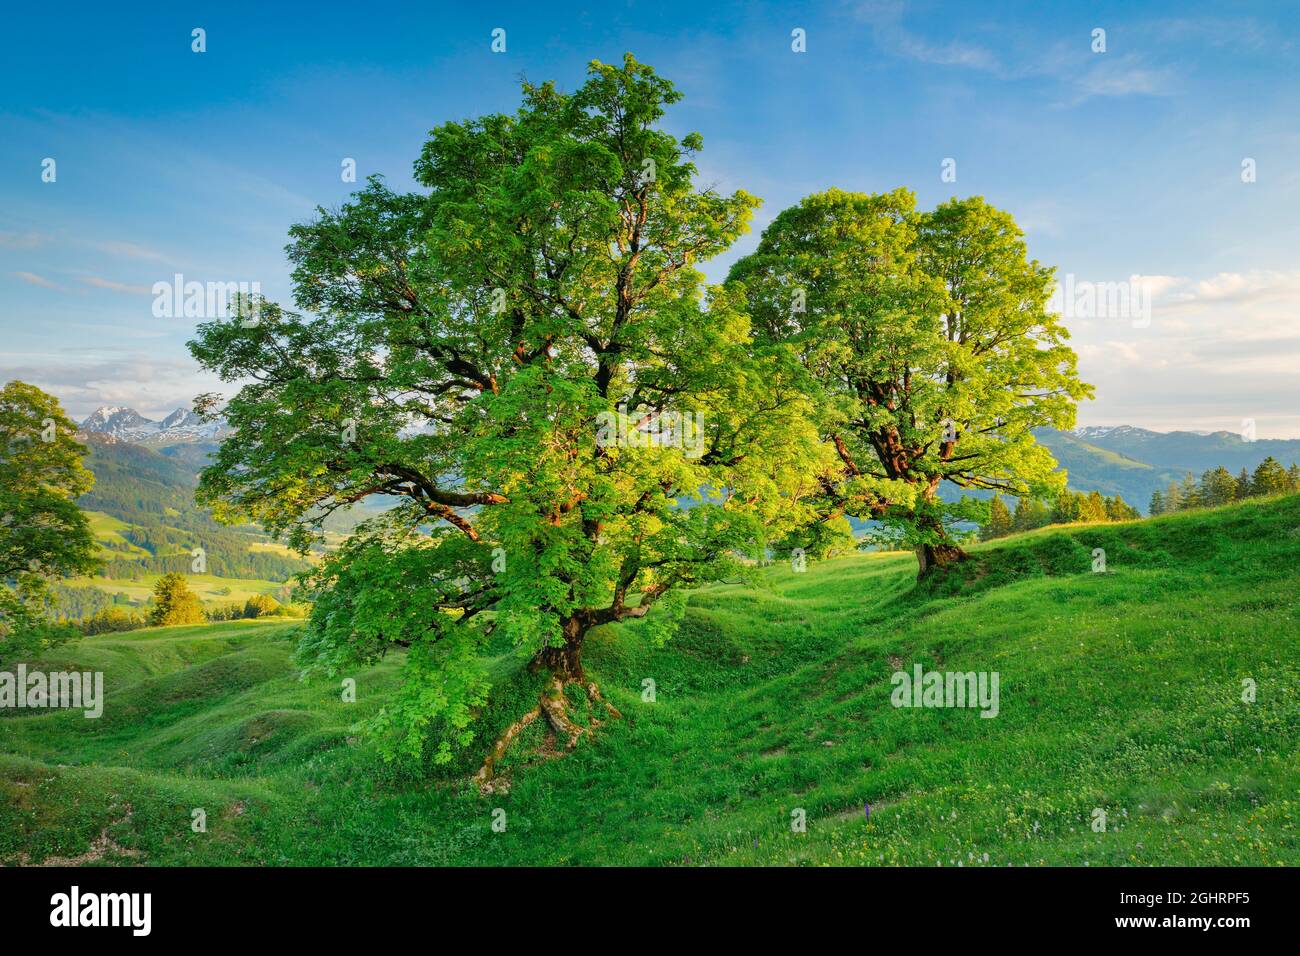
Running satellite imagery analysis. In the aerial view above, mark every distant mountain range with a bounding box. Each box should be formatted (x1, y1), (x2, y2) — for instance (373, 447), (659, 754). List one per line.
(63, 432), (313, 608)
(79, 405), (229, 446)
(1065, 425), (1300, 472)
(71, 406), (1300, 517)
(1033, 425), (1300, 512)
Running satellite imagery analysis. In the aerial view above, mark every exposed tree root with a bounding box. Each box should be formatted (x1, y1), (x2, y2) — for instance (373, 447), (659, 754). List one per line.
(539, 678), (585, 749)
(474, 677), (621, 793)
(473, 706), (540, 793)
(586, 681), (622, 720)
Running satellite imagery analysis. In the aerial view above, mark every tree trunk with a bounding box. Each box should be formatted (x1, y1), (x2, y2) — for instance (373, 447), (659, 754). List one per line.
(915, 539), (967, 576)
(531, 614), (587, 680)
(914, 513), (968, 579)
(479, 610), (621, 792)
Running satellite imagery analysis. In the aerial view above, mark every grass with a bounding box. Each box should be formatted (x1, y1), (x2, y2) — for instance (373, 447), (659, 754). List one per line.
(85, 510), (152, 559)
(2, 496), (1298, 866)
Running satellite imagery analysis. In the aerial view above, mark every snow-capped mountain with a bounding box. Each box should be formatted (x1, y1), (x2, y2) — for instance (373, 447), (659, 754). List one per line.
(1072, 425), (1145, 440)
(160, 408), (193, 429)
(80, 406), (154, 435)
(79, 406), (228, 445)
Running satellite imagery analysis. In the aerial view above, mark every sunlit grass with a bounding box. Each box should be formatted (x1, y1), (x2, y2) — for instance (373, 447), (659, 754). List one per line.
(2, 496), (1297, 866)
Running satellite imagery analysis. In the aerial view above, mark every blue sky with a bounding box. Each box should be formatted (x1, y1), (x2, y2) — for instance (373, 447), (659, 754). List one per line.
(2, 1), (1298, 434)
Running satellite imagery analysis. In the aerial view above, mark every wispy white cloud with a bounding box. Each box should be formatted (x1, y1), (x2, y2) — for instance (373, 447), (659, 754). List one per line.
(89, 239), (179, 265)
(1071, 270), (1300, 437)
(79, 276), (153, 295)
(1066, 54), (1176, 104)
(852, 1), (1002, 72)
(1161, 270), (1300, 309)
(1149, 16), (1273, 53)
(850, 2), (1179, 105)
(895, 33), (1000, 71)
(0, 350), (228, 421)
(11, 270), (155, 296)
(10, 270), (69, 292)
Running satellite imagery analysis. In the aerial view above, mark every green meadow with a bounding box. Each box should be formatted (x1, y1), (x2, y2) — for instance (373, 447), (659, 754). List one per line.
(65, 574), (286, 607)
(2, 496), (1297, 866)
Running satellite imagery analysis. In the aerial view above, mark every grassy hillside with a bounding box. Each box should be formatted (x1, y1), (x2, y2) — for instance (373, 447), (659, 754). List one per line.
(66, 572), (289, 607)
(3, 496), (1298, 866)
(52, 437), (313, 619)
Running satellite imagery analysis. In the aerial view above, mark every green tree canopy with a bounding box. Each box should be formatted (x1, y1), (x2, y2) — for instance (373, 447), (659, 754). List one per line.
(1081, 491), (1108, 522)
(0, 381), (99, 664)
(1104, 494), (1139, 521)
(1164, 479), (1183, 512)
(83, 606), (145, 636)
(1200, 466), (1238, 508)
(188, 56), (824, 770)
(727, 188), (1090, 576)
(772, 513), (858, 561)
(1235, 467), (1251, 500)
(243, 593), (280, 619)
(1012, 497), (1051, 533)
(980, 494), (1013, 541)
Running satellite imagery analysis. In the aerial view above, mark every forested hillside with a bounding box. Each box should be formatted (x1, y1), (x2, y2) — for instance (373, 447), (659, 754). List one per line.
(1033, 427), (1300, 512)
(78, 435), (310, 582)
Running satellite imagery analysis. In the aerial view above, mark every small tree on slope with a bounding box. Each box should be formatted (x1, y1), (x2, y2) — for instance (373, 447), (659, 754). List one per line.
(0, 381), (99, 665)
(148, 573), (205, 627)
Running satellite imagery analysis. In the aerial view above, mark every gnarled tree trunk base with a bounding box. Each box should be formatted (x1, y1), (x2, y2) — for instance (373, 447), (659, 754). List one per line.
(472, 706), (541, 793)
(474, 676), (621, 794)
(915, 542), (969, 579)
(584, 680), (622, 720)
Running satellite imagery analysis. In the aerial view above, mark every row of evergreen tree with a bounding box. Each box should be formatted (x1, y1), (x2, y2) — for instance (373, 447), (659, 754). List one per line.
(980, 489), (1140, 541)
(45, 582), (124, 622)
(1149, 456), (1299, 514)
(98, 529), (308, 582)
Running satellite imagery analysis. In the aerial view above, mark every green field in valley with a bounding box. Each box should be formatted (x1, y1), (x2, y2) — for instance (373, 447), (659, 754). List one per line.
(65, 573), (287, 607)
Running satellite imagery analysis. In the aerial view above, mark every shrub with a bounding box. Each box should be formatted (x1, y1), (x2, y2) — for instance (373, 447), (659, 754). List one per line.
(82, 606), (145, 635)
(243, 594), (281, 619)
